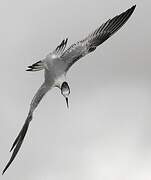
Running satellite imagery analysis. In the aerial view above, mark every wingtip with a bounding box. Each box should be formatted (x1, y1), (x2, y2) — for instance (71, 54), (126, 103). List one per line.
(123, 5), (136, 19)
(2, 162), (10, 175)
(129, 5), (136, 12)
(132, 4), (136, 10)
(130, 5), (136, 15)
(2, 166), (7, 175)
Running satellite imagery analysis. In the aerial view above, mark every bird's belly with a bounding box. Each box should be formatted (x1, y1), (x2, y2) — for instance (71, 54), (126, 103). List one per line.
(44, 62), (66, 86)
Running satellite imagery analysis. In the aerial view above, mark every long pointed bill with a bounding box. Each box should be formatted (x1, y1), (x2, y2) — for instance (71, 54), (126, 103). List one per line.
(65, 97), (69, 108)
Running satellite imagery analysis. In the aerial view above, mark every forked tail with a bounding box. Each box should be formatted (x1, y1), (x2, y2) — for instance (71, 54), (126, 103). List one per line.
(26, 60), (44, 72)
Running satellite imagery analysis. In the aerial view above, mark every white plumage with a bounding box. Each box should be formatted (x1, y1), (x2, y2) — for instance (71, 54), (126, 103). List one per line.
(3, 5), (136, 174)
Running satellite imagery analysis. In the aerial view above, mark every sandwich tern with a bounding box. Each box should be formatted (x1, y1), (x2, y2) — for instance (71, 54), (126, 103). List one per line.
(3, 5), (136, 174)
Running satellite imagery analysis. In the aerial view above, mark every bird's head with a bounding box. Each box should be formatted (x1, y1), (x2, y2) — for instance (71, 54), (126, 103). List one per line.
(61, 82), (70, 108)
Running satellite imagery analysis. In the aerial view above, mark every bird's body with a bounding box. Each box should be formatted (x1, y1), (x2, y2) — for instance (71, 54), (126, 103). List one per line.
(44, 55), (67, 87)
(3, 5), (136, 174)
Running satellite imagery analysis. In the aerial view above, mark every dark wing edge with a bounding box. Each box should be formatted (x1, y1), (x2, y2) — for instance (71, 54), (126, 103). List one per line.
(53, 38), (68, 56)
(26, 60), (44, 72)
(86, 5), (136, 50)
(2, 83), (50, 175)
(61, 5), (136, 71)
(2, 114), (32, 175)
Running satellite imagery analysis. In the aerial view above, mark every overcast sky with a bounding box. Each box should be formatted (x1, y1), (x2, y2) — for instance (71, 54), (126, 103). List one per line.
(0, 0), (151, 180)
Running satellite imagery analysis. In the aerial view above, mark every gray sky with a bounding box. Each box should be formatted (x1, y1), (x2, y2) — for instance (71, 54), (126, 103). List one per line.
(1, 0), (151, 179)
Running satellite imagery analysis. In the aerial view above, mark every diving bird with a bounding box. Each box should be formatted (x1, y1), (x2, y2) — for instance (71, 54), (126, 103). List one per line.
(3, 5), (136, 174)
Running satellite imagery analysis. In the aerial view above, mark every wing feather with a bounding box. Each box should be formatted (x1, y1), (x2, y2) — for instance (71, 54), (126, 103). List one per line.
(52, 38), (68, 57)
(26, 60), (44, 72)
(2, 83), (51, 174)
(61, 5), (136, 71)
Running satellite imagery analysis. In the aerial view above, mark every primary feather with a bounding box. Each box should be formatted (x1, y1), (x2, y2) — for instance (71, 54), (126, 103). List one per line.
(62, 5), (136, 71)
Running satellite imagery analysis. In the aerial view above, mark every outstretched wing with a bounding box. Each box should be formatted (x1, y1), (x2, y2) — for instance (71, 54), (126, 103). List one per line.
(61, 5), (136, 71)
(2, 83), (52, 175)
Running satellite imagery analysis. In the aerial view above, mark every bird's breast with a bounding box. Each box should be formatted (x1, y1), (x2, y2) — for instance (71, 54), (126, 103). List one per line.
(44, 59), (66, 85)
